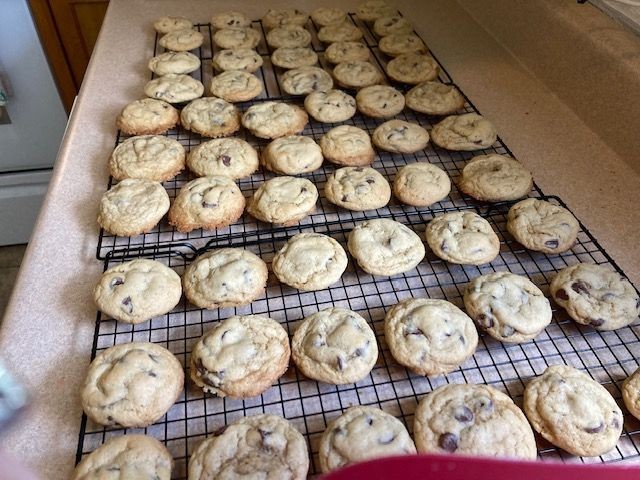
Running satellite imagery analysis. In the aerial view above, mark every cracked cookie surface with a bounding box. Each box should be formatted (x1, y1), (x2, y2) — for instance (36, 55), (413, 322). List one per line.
(304, 89), (356, 123)
(385, 298), (478, 376)
(356, 85), (405, 118)
(325, 166), (391, 211)
(333, 61), (383, 89)
(550, 263), (639, 331)
(182, 248), (268, 309)
(325, 41), (370, 64)
(209, 69), (263, 102)
(319, 406), (416, 472)
(372, 119), (429, 153)
(116, 98), (179, 136)
(158, 28), (203, 52)
(154, 16), (192, 33)
(98, 179), (170, 237)
(212, 48), (263, 72)
(291, 307), (378, 384)
(148, 51), (200, 75)
(72, 434), (173, 480)
(431, 113), (497, 151)
(319, 125), (375, 166)
(459, 154), (533, 202)
(414, 383), (536, 459)
(241, 101), (308, 139)
(373, 15), (413, 36)
(81, 342), (183, 427)
(187, 137), (258, 179)
(318, 23), (363, 43)
(425, 211), (500, 265)
(94, 259), (182, 324)
(507, 198), (579, 254)
(109, 135), (185, 182)
(272, 233), (348, 290)
(348, 218), (425, 276)
(180, 97), (241, 138)
(247, 176), (317, 225)
(168, 176), (244, 232)
(271, 46), (318, 69)
(262, 8), (309, 29)
(386, 53), (438, 84)
(266, 25), (311, 49)
(262, 135), (324, 175)
(144, 73), (203, 104)
(623, 368), (640, 421)
(213, 27), (260, 49)
(393, 162), (450, 207)
(211, 11), (251, 29)
(190, 315), (289, 398)
(464, 271), (552, 343)
(379, 33), (427, 57)
(281, 66), (333, 95)
(405, 81), (464, 115)
(524, 364), (623, 456)
(188, 414), (309, 479)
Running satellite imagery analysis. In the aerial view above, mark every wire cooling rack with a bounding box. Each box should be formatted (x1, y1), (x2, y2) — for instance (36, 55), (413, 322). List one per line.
(81, 11), (640, 478)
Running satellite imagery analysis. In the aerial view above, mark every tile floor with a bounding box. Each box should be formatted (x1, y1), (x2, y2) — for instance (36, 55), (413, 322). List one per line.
(0, 244), (27, 323)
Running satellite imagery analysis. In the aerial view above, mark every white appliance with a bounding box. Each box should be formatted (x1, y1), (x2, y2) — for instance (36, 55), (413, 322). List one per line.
(0, 0), (68, 245)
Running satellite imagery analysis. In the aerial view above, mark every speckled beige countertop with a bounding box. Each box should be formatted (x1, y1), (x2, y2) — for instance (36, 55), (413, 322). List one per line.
(0, 0), (638, 478)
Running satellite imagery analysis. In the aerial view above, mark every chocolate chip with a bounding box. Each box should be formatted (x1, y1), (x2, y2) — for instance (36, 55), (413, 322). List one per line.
(555, 288), (569, 301)
(440, 240), (449, 252)
(213, 425), (228, 436)
(354, 167), (364, 172)
(438, 432), (458, 452)
(366, 416), (373, 426)
(341, 195), (348, 202)
(259, 428), (272, 442)
(612, 416), (621, 429)
(202, 201), (218, 208)
(220, 155), (231, 166)
(301, 187), (307, 193)
(584, 421), (604, 434)
(148, 371), (157, 377)
(336, 356), (345, 371)
(590, 318), (605, 327)
(366, 178), (375, 184)
(545, 239), (559, 249)
(221, 330), (230, 341)
(148, 354), (159, 363)
(107, 466), (120, 472)
(107, 415), (114, 422)
(571, 281), (590, 295)
(195, 358), (207, 376)
(476, 314), (494, 329)
(121, 296), (133, 314)
(355, 347), (365, 357)
(110, 277), (124, 288)
(477, 396), (493, 412)
(404, 325), (424, 336)
(454, 406), (474, 423)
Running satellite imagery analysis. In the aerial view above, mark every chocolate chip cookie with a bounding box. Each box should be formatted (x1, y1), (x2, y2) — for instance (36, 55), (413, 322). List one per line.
(373, 15), (413, 37)
(158, 28), (203, 52)
(325, 166), (391, 211)
(304, 89), (356, 123)
(262, 8), (309, 29)
(550, 263), (639, 331)
(524, 364), (623, 457)
(211, 11), (251, 29)
(379, 33), (427, 57)
(319, 406), (416, 472)
(148, 51), (200, 75)
(188, 414), (309, 479)
(262, 135), (324, 175)
(180, 97), (241, 138)
(168, 176), (245, 232)
(507, 198), (579, 254)
(98, 179), (170, 237)
(212, 48), (263, 73)
(458, 154), (533, 202)
(348, 218), (425, 276)
(94, 259), (182, 324)
(247, 176), (317, 225)
(187, 137), (259, 179)
(266, 25), (311, 49)
(356, 0), (396, 22)
(116, 98), (179, 136)
(291, 307), (378, 384)
(425, 211), (500, 265)
(393, 162), (451, 207)
(386, 53), (439, 84)
(356, 85), (405, 118)
(213, 27), (261, 49)
(372, 119), (430, 153)
(241, 101), (308, 139)
(414, 383), (537, 458)
(464, 271), (552, 343)
(182, 248), (267, 310)
(333, 61), (383, 89)
(431, 113), (498, 151)
(154, 16), (192, 34)
(311, 7), (347, 27)
(81, 342), (183, 427)
(144, 73), (204, 104)
(271, 47), (318, 69)
(272, 233), (348, 291)
(109, 135), (185, 182)
(405, 81), (465, 115)
(209, 70), (263, 102)
(324, 41), (370, 64)
(190, 315), (290, 398)
(281, 66), (333, 95)
(319, 125), (375, 166)
(317, 23), (364, 43)
(622, 368), (640, 420)
(72, 434), (173, 480)
(385, 298), (478, 376)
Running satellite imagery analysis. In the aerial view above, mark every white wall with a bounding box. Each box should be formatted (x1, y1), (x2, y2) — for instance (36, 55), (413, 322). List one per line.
(0, 0), (67, 171)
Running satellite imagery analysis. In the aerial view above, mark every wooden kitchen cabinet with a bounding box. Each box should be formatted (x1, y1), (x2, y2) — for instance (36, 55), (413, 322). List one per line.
(29, 0), (109, 113)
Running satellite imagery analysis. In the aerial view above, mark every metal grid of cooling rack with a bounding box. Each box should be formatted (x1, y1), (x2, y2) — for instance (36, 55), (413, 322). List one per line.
(81, 10), (640, 478)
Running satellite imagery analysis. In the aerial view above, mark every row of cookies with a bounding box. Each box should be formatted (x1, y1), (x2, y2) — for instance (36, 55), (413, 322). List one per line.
(75, 358), (637, 480)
